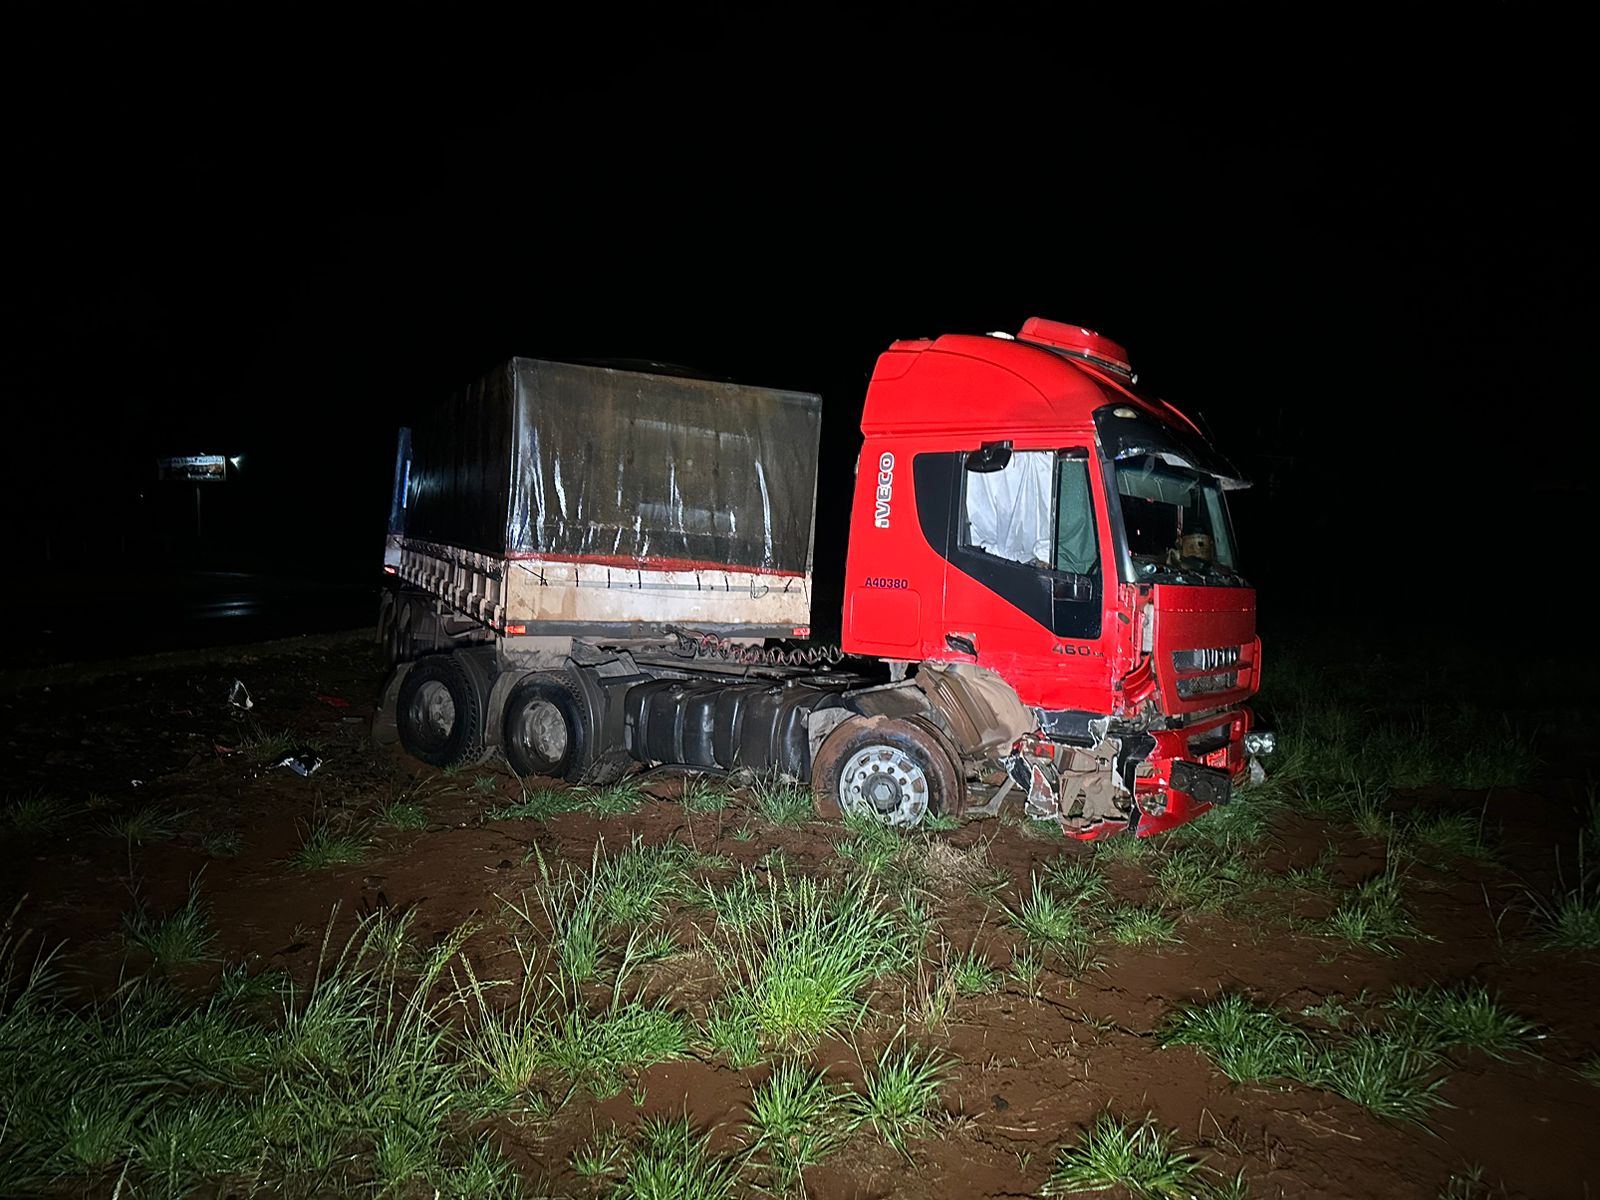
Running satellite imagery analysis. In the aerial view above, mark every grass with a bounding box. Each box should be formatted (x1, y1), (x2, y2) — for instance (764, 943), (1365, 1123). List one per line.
(3, 792), (77, 834)
(1043, 858), (1109, 904)
(851, 1040), (948, 1156)
(1154, 846), (1260, 910)
(1309, 1029), (1447, 1120)
(1318, 868), (1420, 954)
(610, 1115), (739, 1200)
(680, 773), (730, 813)
(104, 804), (188, 845)
(580, 779), (646, 817)
(1004, 874), (1082, 947)
(750, 773), (815, 826)
(707, 873), (911, 1049)
(287, 820), (368, 869)
(490, 782), (585, 821)
(1160, 993), (1314, 1082)
(122, 880), (216, 967)
(946, 946), (1002, 995)
(0, 907), (499, 1197)
(1527, 853), (1600, 950)
(1383, 984), (1537, 1059)
(1159, 991), (1455, 1122)
(700, 870), (768, 931)
(1103, 904), (1179, 946)
(1041, 1113), (1208, 1198)
(747, 1058), (849, 1187)
(835, 809), (906, 873)
(1405, 808), (1494, 863)
(1576, 1054), (1600, 1088)
(202, 829), (244, 858)
(374, 794), (430, 830)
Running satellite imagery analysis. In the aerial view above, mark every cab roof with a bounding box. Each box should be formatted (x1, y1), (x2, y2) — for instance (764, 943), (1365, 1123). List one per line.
(860, 318), (1202, 440)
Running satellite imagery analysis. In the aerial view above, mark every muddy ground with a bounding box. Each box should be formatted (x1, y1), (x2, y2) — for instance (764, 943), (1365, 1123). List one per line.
(2, 631), (1598, 1199)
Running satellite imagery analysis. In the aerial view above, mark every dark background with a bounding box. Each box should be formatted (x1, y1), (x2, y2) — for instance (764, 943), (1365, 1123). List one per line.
(4, 13), (1590, 663)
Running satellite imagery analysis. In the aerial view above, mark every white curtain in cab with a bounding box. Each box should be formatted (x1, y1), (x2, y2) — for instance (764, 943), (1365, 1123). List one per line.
(967, 450), (1054, 565)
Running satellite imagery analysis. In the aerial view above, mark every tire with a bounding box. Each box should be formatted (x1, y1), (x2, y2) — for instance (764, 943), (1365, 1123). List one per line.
(501, 674), (587, 782)
(811, 716), (961, 828)
(501, 672), (631, 784)
(396, 653), (485, 768)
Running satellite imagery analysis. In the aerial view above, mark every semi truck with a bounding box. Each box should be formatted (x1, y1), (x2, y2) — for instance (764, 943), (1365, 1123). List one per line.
(374, 317), (1271, 839)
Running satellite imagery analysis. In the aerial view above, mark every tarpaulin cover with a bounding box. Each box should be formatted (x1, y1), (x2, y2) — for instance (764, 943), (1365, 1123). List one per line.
(404, 359), (822, 573)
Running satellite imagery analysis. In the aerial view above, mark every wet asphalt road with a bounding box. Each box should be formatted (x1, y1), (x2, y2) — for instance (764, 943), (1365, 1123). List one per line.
(0, 570), (380, 670)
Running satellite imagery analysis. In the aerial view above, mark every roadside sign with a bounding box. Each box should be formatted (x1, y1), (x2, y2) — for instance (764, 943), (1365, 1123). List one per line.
(159, 455), (227, 482)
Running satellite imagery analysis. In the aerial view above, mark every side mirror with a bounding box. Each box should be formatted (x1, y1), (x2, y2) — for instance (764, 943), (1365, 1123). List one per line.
(965, 441), (1013, 473)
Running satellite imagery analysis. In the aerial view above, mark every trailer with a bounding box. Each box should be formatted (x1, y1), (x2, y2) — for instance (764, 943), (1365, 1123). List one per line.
(376, 320), (1272, 838)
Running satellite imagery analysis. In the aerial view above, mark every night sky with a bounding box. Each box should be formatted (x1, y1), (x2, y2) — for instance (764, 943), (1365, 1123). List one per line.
(7, 18), (1591, 648)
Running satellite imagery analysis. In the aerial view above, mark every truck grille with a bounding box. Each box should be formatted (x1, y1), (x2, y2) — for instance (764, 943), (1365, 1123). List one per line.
(1173, 646), (1241, 672)
(1172, 645), (1243, 700)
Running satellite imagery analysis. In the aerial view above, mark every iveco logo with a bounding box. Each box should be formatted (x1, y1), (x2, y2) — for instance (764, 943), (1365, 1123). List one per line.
(874, 452), (895, 528)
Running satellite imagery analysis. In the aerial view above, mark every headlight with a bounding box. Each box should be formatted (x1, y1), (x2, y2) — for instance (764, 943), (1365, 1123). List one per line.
(1243, 730), (1276, 756)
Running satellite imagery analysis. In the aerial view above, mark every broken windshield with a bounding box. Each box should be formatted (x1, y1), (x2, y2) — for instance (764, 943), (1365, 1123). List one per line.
(1114, 455), (1240, 583)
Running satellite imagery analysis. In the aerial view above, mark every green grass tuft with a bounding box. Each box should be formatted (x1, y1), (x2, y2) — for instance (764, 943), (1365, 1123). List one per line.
(287, 820), (368, 869)
(707, 874), (910, 1048)
(1041, 1113), (1207, 1199)
(491, 783), (584, 821)
(680, 774), (731, 813)
(946, 947), (1002, 995)
(747, 1058), (849, 1186)
(1103, 904), (1179, 946)
(1318, 869), (1419, 954)
(613, 1116), (739, 1200)
(1160, 994), (1314, 1082)
(3, 792), (77, 834)
(122, 880), (216, 966)
(374, 795), (430, 830)
(1383, 983), (1537, 1059)
(1309, 1029), (1448, 1121)
(104, 804), (189, 845)
(202, 829), (244, 858)
(750, 774), (815, 826)
(579, 779), (646, 817)
(851, 1040), (948, 1156)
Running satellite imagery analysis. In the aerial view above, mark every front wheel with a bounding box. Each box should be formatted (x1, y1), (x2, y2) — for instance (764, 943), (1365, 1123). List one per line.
(812, 716), (961, 828)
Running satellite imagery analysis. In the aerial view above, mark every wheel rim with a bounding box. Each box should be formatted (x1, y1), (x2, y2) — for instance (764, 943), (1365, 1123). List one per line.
(408, 679), (456, 749)
(514, 699), (568, 766)
(839, 744), (929, 827)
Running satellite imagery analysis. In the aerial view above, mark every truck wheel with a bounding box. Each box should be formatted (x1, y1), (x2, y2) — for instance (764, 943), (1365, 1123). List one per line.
(396, 654), (485, 768)
(502, 675), (592, 783)
(812, 716), (960, 828)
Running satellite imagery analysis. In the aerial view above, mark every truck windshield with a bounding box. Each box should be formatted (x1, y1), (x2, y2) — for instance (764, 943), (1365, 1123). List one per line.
(1114, 455), (1239, 581)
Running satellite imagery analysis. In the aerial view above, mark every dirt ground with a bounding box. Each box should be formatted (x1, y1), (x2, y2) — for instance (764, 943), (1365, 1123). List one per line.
(3, 631), (1598, 1199)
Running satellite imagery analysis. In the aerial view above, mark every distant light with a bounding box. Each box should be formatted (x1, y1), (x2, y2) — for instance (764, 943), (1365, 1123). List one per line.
(228, 456), (243, 468)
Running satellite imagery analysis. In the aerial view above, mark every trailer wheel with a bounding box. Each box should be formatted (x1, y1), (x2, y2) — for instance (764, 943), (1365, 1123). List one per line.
(502, 675), (593, 783)
(395, 654), (485, 768)
(812, 716), (960, 828)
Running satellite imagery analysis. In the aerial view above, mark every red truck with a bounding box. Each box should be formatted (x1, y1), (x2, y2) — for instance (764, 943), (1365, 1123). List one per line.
(377, 317), (1271, 839)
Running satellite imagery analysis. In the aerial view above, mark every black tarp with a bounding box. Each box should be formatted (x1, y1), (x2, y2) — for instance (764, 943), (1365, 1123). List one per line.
(405, 359), (822, 573)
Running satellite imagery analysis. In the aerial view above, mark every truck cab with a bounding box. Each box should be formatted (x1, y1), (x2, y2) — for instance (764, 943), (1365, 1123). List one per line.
(840, 318), (1264, 839)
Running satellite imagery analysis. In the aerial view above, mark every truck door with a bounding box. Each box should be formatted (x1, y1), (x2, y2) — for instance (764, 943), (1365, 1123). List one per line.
(937, 445), (1103, 662)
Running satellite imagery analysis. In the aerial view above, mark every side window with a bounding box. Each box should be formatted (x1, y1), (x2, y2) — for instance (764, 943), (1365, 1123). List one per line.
(962, 449), (1099, 576)
(1053, 454), (1099, 575)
